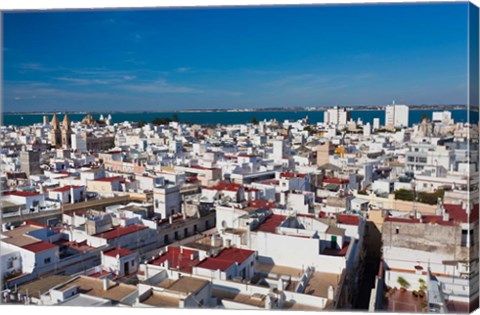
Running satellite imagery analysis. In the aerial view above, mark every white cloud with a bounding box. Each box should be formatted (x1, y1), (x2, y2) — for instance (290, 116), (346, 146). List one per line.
(120, 79), (203, 94)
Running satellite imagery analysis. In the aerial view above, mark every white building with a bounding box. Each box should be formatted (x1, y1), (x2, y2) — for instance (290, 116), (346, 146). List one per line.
(153, 185), (181, 219)
(324, 106), (349, 127)
(385, 104), (409, 128)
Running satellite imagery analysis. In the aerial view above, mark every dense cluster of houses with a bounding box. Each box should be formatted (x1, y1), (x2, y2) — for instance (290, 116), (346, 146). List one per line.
(0, 108), (477, 312)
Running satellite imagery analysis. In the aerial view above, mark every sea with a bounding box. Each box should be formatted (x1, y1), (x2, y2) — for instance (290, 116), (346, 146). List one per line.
(1, 109), (470, 127)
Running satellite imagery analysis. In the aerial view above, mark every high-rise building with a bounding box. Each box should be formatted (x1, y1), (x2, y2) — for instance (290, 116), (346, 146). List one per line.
(272, 139), (287, 161)
(385, 103), (409, 128)
(324, 106), (349, 126)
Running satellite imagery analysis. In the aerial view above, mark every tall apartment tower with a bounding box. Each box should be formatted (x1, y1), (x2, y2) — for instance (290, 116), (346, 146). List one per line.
(20, 150), (42, 176)
(324, 106), (349, 126)
(272, 139), (287, 161)
(385, 103), (409, 128)
(50, 114), (62, 148)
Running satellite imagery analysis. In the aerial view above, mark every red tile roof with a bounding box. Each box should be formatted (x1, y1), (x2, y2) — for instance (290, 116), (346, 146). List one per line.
(50, 185), (83, 193)
(259, 179), (280, 186)
(255, 214), (286, 233)
(215, 247), (255, 265)
(323, 177), (349, 184)
(150, 246), (199, 273)
(21, 241), (58, 253)
(103, 247), (135, 258)
(322, 242), (350, 257)
(205, 182), (242, 192)
(337, 214), (361, 226)
(195, 257), (234, 272)
(3, 190), (41, 197)
(421, 215), (456, 226)
(280, 172), (307, 179)
(248, 199), (276, 210)
(444, 203), (479, 223)
(384, 217), (421, 224)
(94, 224), (148, 240)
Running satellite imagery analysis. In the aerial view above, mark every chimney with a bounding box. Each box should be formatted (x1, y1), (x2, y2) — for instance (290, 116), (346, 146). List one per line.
(277, 278), (284, 291)
(168, 216), (173, 225)
(164, 259), (170, 269)
(265, 294), (273, 310)
(435, 198), (444, 215)
(102, 278), (110, 291)
(211, 234), (217, 247)
(328, 285), (334, 300)
(70, 186), (75, 204)
(443, 211), (450, 222)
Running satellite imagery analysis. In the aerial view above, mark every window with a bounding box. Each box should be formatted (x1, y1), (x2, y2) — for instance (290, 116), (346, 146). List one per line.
(44, 258), (51, 264)
(131, 260), (135, 267)
(395, 227), (400, 235)
(7, 260), (13, 269)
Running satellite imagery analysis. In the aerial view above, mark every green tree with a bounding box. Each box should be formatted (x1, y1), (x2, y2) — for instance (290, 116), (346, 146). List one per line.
(152, 117), (172, 126)
(251, 117), (259, 125)
(172, 113), (180, 122)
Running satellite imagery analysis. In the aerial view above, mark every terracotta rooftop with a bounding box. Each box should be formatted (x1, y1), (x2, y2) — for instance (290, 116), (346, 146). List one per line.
(150, 246), (199, 273)
(215, 247), (255, 265)
(22, 241), (58, 253)
(103, 247), (135, 258)
(205, 182), (242, 192)
(337, 214), (361, 226)
(3, 190), (41, 197)
(255, 214), (286, 233)
(93, 224), (147, 240)
(50, 185), (83, 193)
(280, 172), (307, 179)
(195, 257), (234, 271)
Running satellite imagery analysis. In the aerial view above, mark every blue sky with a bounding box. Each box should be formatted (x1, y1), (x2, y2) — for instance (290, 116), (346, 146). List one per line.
(3, 3), (469, 112)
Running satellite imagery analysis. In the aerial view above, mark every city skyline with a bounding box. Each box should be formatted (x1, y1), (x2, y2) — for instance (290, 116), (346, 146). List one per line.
(4, 2), (470, 112)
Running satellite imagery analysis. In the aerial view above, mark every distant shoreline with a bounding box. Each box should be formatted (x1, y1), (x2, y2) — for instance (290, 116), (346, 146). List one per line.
(2, 104), (470, 116)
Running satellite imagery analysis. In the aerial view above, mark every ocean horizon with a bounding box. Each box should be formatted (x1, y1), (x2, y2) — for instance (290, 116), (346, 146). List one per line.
(1, 109), (470, 127)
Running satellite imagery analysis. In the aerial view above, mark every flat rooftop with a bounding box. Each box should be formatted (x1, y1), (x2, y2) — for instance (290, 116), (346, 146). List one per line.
(141, 291), (180, 308)
(256, 262), (304, 279)
(213, 287), (265, 308)
(303, 271), (340, 298)
(17, 275), (72, 298)
(55, 276), (137, 303)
